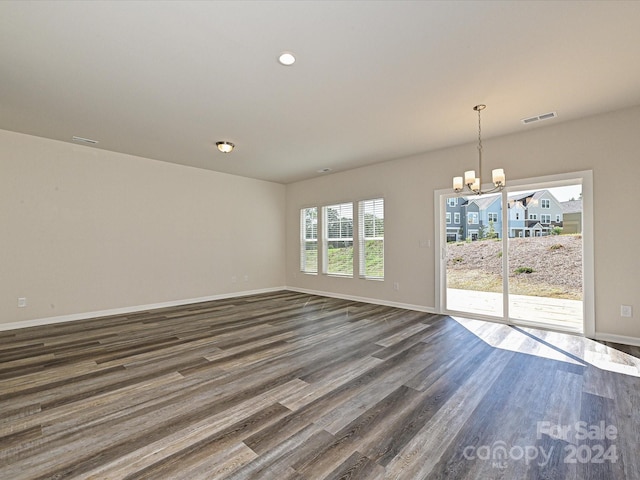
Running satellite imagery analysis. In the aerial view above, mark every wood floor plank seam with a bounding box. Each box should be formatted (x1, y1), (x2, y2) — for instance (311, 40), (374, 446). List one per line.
(1, 291), (639, 479)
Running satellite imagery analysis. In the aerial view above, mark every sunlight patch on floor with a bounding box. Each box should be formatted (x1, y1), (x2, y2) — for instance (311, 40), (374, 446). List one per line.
(452, 316), (640, 377)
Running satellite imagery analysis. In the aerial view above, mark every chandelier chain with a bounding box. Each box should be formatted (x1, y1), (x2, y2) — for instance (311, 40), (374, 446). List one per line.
(477, 107), (483, 181)
(452, 104), (504, 195)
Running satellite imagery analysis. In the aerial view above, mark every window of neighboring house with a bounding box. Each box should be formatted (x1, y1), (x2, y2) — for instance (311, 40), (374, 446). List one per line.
(446, 212), (451, 224)
(488, 212), (498, 223)
(447, 198), (457, 207)
(541, 214), (551, 224)
(323, 202), (353, 276)
(556, 214), (561, 222)
(468, 212), (478, 224)
(359, 198), (384, 279)
(530, 213), (538, 220)
(515, 212), (520, 220)
(454, 212), (460, 224)
(300, 207), (318, 273)
(541, 199), (550, 208)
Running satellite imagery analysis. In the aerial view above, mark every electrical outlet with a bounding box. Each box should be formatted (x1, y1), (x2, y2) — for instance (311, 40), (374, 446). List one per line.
(18, 297), (27, 308)
(621, 305), (633, 318)
(393, 282), (400, 291)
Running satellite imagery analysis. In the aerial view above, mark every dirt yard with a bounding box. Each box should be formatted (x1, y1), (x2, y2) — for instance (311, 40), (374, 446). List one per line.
(446, 235), (583, 300)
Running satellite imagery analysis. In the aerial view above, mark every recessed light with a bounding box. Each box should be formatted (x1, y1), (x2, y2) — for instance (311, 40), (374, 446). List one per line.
(278, 51), (296, 66)
(216, 141), (234, 153)
(72, 136), (98, 145)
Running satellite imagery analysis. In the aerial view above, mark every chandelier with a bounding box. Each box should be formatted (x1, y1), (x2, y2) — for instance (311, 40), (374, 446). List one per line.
(453, 104), (505, 195)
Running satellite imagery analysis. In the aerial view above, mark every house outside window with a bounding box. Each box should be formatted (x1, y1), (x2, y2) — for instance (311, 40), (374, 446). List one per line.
(541, 199), (550, 208)
(468, 212), (478, 224)
(556, 214), (561, 222)
(488, 212), (498, 223)
(530, 214), (537, 220)
(446, 212), (451, 224)
(541, 214), (551, 224)
(454, 212), (460, 224)
(447, 198), (457, 207)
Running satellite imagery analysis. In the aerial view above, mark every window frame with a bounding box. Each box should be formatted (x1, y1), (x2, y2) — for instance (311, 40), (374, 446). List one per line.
(358, 198), (384, 280)
(322, 202), (354, 277)
(300, 207), (318, 274)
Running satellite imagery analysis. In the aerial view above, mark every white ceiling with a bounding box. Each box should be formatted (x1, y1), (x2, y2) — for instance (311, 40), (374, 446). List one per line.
(2, 1), (640, 184)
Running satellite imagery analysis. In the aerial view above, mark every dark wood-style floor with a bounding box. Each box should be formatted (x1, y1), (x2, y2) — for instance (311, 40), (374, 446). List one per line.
(1, 291), (639, 479)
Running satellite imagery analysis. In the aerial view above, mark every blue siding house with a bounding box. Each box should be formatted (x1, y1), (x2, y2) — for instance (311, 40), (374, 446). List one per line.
(446, 190), (563, 241)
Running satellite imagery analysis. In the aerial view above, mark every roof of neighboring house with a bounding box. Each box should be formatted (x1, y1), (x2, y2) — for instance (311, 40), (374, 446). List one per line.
(507, 191), (538, 203)
(465, 194), (501, 210)
(561, 199), (583, 214)
(508, 189), (565, 208)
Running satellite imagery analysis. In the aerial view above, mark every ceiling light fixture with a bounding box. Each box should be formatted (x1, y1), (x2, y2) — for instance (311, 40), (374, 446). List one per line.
(216, 141), (234, 153)
(453, 104), (505, 195)
(278, 51), (296, 66)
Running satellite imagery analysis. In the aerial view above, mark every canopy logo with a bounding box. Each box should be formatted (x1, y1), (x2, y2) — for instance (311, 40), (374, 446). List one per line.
(462, 421), (618, 470)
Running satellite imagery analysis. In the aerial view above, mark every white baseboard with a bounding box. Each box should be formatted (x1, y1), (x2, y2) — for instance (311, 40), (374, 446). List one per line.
(0, 287), (285, 332)
(285, 286), (436, 314)
(594, 332), (640, 347)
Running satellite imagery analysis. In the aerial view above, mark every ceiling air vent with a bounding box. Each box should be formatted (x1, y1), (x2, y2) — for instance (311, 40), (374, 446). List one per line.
(521, 112), (557, 125)
(72, 136), (99, 145)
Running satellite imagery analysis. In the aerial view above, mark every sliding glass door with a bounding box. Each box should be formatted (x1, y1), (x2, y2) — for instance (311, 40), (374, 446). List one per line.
(445, 193), (503, 318)
(439, 172), (591, 335)
(507, 185), (583, 331)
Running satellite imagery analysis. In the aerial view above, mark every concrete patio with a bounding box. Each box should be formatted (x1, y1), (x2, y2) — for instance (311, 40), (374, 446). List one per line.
(446, 288), (583, 333)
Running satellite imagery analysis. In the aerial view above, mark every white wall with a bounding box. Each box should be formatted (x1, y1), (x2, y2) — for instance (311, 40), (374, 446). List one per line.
(286, 105), (640, 341)
(1, 129), (286, 326)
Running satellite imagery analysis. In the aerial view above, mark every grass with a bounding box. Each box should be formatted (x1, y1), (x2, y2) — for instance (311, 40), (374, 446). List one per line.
(514, 266), (534, 274)
(327, 245), (353, 275)
(305, 241), (383, 277)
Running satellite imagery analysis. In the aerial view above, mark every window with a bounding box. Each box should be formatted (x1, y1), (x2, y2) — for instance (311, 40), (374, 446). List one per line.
(541, 199), (550, 208)
(447, 198), (457, 207)
(359, 198), (384, 279)
(323, 203), (353, 276)
(446, 212), (451, 224)
(529, 213), (537, 220)
(488, 212), (498, 223)
(468, 212), (478, 224)
(300, 207), (318, 273)
(556, 214), (561, 222)
(541, 214), (551, 224)
(454, 212), (460, 224)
